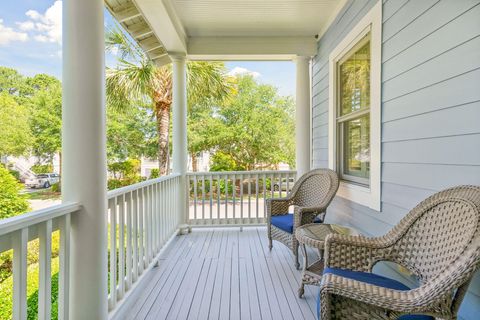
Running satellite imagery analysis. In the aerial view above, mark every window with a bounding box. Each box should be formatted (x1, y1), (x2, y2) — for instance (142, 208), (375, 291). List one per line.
(328, 1), (381, 211)
(337, 37), (371, 186)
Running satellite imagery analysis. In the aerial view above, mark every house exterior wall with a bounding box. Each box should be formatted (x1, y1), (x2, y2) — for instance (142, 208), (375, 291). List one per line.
(311, 0), (480, 318)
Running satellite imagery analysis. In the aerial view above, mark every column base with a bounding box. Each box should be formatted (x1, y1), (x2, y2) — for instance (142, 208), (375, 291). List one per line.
(178, 224), (190, 235)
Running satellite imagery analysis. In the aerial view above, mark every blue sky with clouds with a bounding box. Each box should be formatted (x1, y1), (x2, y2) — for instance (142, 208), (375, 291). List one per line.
(0, 0), (295, 97)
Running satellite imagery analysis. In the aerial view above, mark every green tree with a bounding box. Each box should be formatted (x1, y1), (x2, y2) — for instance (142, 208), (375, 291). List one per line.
(0, 92), (32, 158)
(0, 166), (29, 219)
(105, 27), (232, 175)
(0, 67), (24, 96)
(28, 76), (62, 164)
(107, 105), (158, 162)
(212, 75), (295, 170)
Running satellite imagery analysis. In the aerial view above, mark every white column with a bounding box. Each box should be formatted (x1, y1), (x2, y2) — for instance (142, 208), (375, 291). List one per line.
(171, 55), (189, 231)
(295, 56), (312, 177)
(62, 0), (108, 318)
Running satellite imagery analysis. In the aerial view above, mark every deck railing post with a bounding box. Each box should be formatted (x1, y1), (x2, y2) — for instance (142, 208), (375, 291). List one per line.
(62, 0), (108, 318)
(295, 56), (312, 177)
(171, 54), (189, 233)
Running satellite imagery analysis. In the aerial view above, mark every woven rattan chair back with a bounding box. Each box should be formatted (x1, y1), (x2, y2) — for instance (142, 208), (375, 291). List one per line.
(379, 186), (480, 284)
(290, 169), (339, 208)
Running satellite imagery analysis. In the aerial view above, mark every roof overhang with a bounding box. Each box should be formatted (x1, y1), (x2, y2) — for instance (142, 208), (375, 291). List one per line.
(105, 0), (347, 65)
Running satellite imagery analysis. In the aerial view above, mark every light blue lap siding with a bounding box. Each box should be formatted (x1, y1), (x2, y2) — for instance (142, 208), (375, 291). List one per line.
(312, 0), (480, 318)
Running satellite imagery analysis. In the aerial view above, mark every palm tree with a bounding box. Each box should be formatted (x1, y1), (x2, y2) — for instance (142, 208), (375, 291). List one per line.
(105, 27), (232, 175)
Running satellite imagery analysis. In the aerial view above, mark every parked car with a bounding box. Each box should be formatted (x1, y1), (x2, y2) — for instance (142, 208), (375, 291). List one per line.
(273, 177), (295, 192)
(25, 173), (60, 189)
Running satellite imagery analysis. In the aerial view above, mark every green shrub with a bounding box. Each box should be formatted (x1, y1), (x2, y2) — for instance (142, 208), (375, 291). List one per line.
(149, 168), (159, 179)
(0, 257), (59, 319)
(30, 164), (53, 174)
(8, 169), (20, 181)
(0, 166), (29, 220)
(51, 182), (61, 192)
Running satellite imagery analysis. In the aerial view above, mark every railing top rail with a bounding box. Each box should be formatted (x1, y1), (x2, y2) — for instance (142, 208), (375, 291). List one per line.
(0, 202), (81, 237)
(186, 170), (297, 176)
(107, 173), (181, 199)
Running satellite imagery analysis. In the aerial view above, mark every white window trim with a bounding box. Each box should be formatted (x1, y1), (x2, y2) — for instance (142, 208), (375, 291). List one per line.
(328, 1), (382, 211)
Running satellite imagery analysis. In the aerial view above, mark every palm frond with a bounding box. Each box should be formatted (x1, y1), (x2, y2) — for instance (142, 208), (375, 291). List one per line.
(105, 24), (146, 63)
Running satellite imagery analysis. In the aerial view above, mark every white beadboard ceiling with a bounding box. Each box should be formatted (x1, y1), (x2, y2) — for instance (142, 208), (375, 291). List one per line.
(169, 0), (344, 37)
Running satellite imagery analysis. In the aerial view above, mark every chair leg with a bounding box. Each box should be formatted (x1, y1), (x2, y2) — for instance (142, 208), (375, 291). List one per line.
(268, 238), (273, 250)
(294, 242), (300, 270)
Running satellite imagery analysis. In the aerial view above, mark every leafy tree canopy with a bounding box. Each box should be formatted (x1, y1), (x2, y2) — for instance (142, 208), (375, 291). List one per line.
(0, 92), (32, 158)
(206, 75), (295, 171)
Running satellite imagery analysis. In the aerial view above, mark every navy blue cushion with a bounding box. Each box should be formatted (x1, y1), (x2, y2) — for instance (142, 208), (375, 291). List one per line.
(271, 213), (322, 234)
(317, 268), (434, 320)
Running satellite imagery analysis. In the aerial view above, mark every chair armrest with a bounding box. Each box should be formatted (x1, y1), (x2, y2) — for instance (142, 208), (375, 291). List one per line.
(266, 197), (292, 218)
(324, 233), (391, 272)
(293, 205), (327, 228)
(320, 274), (437, 315)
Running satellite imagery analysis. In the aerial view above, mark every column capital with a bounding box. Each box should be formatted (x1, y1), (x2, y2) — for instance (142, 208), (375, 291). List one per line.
(294, 55), (311, 63)
(170, 53), (187, 62)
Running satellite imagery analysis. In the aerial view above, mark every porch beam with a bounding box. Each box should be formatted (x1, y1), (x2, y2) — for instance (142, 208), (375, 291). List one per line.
(134, 0), (187, 54)
(295, 56), (312, 177)
(171, 55), (188, 230)
(187, 36), (317, 59)
(62, 0), (108, 318)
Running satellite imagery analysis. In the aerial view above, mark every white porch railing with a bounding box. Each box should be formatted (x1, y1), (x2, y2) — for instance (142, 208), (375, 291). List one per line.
(187, 170), (297, 226)
(106, 173), (181, 312)
(0, 202), (80, 320)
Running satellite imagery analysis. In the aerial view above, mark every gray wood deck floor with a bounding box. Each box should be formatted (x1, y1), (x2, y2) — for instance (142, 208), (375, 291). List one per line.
(124, 227), (319, 320)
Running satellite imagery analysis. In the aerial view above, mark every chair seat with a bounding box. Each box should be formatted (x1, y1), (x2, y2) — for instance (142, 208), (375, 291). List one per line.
(318, 268), (434, 320)
(271, 213), (322, 234)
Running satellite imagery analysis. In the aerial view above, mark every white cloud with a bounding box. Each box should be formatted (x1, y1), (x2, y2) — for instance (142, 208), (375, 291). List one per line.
(18, 1), (62, 44)
(16, 21), (35, 31)
(228, 67), (261, 78)
(0, 19), (29, 45)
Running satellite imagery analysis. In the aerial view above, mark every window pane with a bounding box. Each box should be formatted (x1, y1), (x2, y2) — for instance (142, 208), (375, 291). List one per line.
(339, 41), (370, 116)
(343, 115), (370, 179)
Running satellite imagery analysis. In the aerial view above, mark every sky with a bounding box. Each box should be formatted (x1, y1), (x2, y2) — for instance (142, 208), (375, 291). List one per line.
(0, 0), (295, 97)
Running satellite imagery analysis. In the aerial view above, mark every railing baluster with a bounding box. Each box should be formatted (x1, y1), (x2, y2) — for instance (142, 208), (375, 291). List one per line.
(240, 174), (244, 223)
(132, 190), (138, 282)
(248, 173), (251, 221)
(217, 175), (221, 224)
(202, 175), (205, 222)
(193, 175), (198, 222)
(39, 220), (52, 320)
(138, 188), (144, 273)
(209, 175), (213, 221)
(118, 194), (125, 299)
(58, 213), (70, 320)
(263, 174), (267, 221)
(232, 174), (236, 221)
(224, 175), (228, 223)
(126, 192), (132, 289)
(279, 173), (283, 198)
(109, 198), (117, 309)
(13, 228), (28, 320)
(255, 174), (259, 220)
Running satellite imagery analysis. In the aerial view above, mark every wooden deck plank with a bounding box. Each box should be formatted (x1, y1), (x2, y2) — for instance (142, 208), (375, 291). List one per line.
(120, 227), (321, 320)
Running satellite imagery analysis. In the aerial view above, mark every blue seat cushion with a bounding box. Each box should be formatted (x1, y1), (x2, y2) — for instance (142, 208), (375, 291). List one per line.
(317, 268), (434, 320)
(271, 213), (322, 234)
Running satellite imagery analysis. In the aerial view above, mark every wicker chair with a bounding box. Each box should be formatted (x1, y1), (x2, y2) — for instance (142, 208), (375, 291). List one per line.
(267, 169), (339, 269)
(319, 185), (480, 320)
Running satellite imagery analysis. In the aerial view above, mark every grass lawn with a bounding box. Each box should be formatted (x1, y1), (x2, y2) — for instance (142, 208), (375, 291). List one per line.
(26, 189), (61, 201)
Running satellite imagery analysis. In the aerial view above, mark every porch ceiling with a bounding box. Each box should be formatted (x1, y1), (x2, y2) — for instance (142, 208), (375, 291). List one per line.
(105, 0), (347, 63)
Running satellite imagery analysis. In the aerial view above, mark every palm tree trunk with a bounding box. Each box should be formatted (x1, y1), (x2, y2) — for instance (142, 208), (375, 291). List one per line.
(155, 101), (171, 175)
(191, 152), (198, 172)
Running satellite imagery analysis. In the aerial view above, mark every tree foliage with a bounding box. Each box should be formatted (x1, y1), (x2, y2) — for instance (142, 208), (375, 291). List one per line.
(105, 26), (232, 174)
(206, 75), (295, 170)
(0, 92), (32, 158)
(0, 166), (29, 219)
(28, 76), (62, 163)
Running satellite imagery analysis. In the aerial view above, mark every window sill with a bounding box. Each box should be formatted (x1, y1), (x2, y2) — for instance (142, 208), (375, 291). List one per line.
(336, 181), (381, 211)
